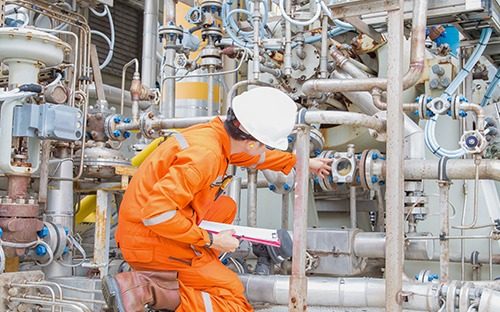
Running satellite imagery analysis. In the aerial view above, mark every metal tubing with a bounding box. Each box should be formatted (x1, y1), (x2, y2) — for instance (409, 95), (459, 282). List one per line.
(207, 65), (215, 116)
(161, 0), (177, 118)
(439, 181), (451, 282)
(371, 88), (420, 112)
(459, 102), (485, 131)
(302, 0), (428, 95)
(120, 59), (139, 115)
(252, 0), (261, 81)
(227, 177), (242, 225)
(402, 159), (500, 181)
(247, 169), (258, 227)
(385, 1), (405, 310)
(141, 0), (158, 88)
(241, 275), (441, 310)
(304, 110), (386, 132)
(283, 0), (292, 76)
(289, 125), (310, 312)
(9, 297), (86, 312)
(38, 141), (51, 205)
(350, 186), (357, 228)
(320, 16), (329, 79)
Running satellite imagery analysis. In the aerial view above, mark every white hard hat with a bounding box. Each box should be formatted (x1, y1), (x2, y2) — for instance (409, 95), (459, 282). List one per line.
(232, 87), (297, 150)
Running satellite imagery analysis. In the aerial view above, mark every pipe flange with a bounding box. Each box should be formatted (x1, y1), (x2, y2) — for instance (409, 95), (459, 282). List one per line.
(426, 97), (451, 116)
(315, 150), (336, 191)
(459, 130), (487, 154)
(368, 111), (387, 142)
(140, 112), (157, 139)
(104, 114), (129, 142)
(186, 6), (203, 24)
(290, 44), (319, 81)
(287, 126), (324, 157)
(201, 27), (223, 42)
(450, 95), (461, 120)
(200, 0), (223, 10)
(417, 94), (428, 120)
(360, 149), (385, 191)
(446, 281), (461, 312)
(158, 24), (184, 45)
(459, 282), (474, 311)
(40, 221), (68, 260)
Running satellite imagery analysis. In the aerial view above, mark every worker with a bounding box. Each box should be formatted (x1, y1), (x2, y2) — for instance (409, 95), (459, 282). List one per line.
(103, 87), (332, 312)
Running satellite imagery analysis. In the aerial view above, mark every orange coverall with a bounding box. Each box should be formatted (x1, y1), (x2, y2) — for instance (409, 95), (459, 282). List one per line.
(116, 117), (296, 311)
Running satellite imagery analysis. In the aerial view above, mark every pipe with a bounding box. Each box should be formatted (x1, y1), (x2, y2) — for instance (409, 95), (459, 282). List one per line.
(320, 16), (329, 79)
(302, 0), (428, 94)
(385, 2), (405, 311)
(141, 0), (158, 88)
(401, 159), (500, 181)
(459, 102), (485, 131)
(283, 0), (292, 76)
(38, 141), (51, 204)
(247, 169), (258, 227)
(161, 0), (177, 118)
(282, 193), (290, 230)
(88, 84), (132, 108)
(371, 88), (419, 112)
(350, 186), (357, 228)
(304, 110), (386, 133)
(439, 181), (451, 282)
(227, 177), (242, 225)
(289, 124), (310, 312)
(120, 58), (139, 115)
(452, 157), (481, 229)
(241, 275), (440, 310)
(252, 0), (261, 81)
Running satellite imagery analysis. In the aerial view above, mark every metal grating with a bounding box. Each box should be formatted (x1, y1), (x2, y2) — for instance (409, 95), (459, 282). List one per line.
(88, 0), (143, 85)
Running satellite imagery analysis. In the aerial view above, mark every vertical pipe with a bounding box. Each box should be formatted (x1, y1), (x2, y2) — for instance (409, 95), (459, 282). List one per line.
(161, 0), (177, 118)
(207, 65), (215, 116)
(141, 0), (158, 88)
(320, 15), (329, 79)
(385, 1), (404, 311)
(228, 176), (242, 225)
(282, 193), (290, 230)
(350, 186), (357, 228)
(289, 125), (310, 312)
(45, 148), (74, 278)
(252, 0), (261, 81)
(376, 189), (385, 232)
(247, 169), (258, 227)
(439, 181), (451, 282)
(283, 0), (292, 76)
(222, 55), (237, 113)
(38, 141), (51, 205)
(94, 189), (112, 277)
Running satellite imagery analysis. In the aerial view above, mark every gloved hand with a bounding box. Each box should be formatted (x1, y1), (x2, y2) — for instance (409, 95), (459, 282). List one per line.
(212, 230), (240, 253)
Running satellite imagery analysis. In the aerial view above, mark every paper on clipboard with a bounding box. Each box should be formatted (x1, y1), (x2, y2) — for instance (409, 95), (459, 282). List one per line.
(199, 221), (281, 247)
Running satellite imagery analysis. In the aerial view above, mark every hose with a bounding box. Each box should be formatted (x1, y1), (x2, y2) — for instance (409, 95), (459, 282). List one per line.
(480, 67), (500, 107)
(90, 5), (115, 69)
(222, 0), (269, 49)
(425, 28), (493, 158)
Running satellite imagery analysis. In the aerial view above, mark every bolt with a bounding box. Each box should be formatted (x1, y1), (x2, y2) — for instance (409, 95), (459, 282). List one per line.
(113, 116), (121, 123)
(284, 184), (291, 191)
(123, 117), (131, 123)
(63, 246), (70, 255)
(64, 227), (69, 235)
(379, 181), (385, 186)
(447, 96), (452, 102)
(371, 176), (379, 183)
(459, 110), (467, 118)
(415, 96), (421, 102)
(269, 184), (276, 191)
(426, 96), (433, 103)
(447, 110), (452, 116)
(37, 226), (48, 238)
(414, 110), (419, 117)
(426, 110), (434, 118)
(113, 130), (121, 137)
(0, 227), (3, 238)
(313, 177), (320, 184)
(314, 149), (321, 156)
(287, 135), (295, 143)
(124, 131), (131, 139)
(35, 245), (47, 256)
(371, 153), (379, 160)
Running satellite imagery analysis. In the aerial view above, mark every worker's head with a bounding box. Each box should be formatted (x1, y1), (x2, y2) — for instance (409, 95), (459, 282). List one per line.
(225, 87), (297, 156)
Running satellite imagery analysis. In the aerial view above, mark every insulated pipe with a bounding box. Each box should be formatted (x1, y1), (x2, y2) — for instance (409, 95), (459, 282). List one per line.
(304, 110), (386, 133)
(141, 0), (158, 88)
(289, 124), (310, 312)
(385, 2), (405, 311)
(247, 169), (258, 227)
(301, 0), (428, 94)
(401, 159), (500, 181)
(241, 275), (441, 311)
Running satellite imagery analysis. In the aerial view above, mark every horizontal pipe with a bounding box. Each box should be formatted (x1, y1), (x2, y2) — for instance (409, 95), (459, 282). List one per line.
(402, 159), (500, 181)
(88, 84), (132, 108)
(304, 111), (386, 133)
(240, 275), (440, 311)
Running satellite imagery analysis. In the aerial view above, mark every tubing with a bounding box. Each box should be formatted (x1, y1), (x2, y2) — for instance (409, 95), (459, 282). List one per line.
(481, 67), (500, 107)
(304, 110), (386, 133)
(401, 159), (500, 181)
(89, 5), (115, 69)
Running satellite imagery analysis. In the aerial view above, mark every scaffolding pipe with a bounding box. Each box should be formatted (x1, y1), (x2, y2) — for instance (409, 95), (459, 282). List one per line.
(289, 124), (310, 312)
(385, 1), (405, 310)
(401, 159), (500, 181)
(241, 275), (441, 310)
(304, 111), (386, 133)
(247, 169), (258, 227)
(141, 0), (158, 87)
(301, 0), (428, 94)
